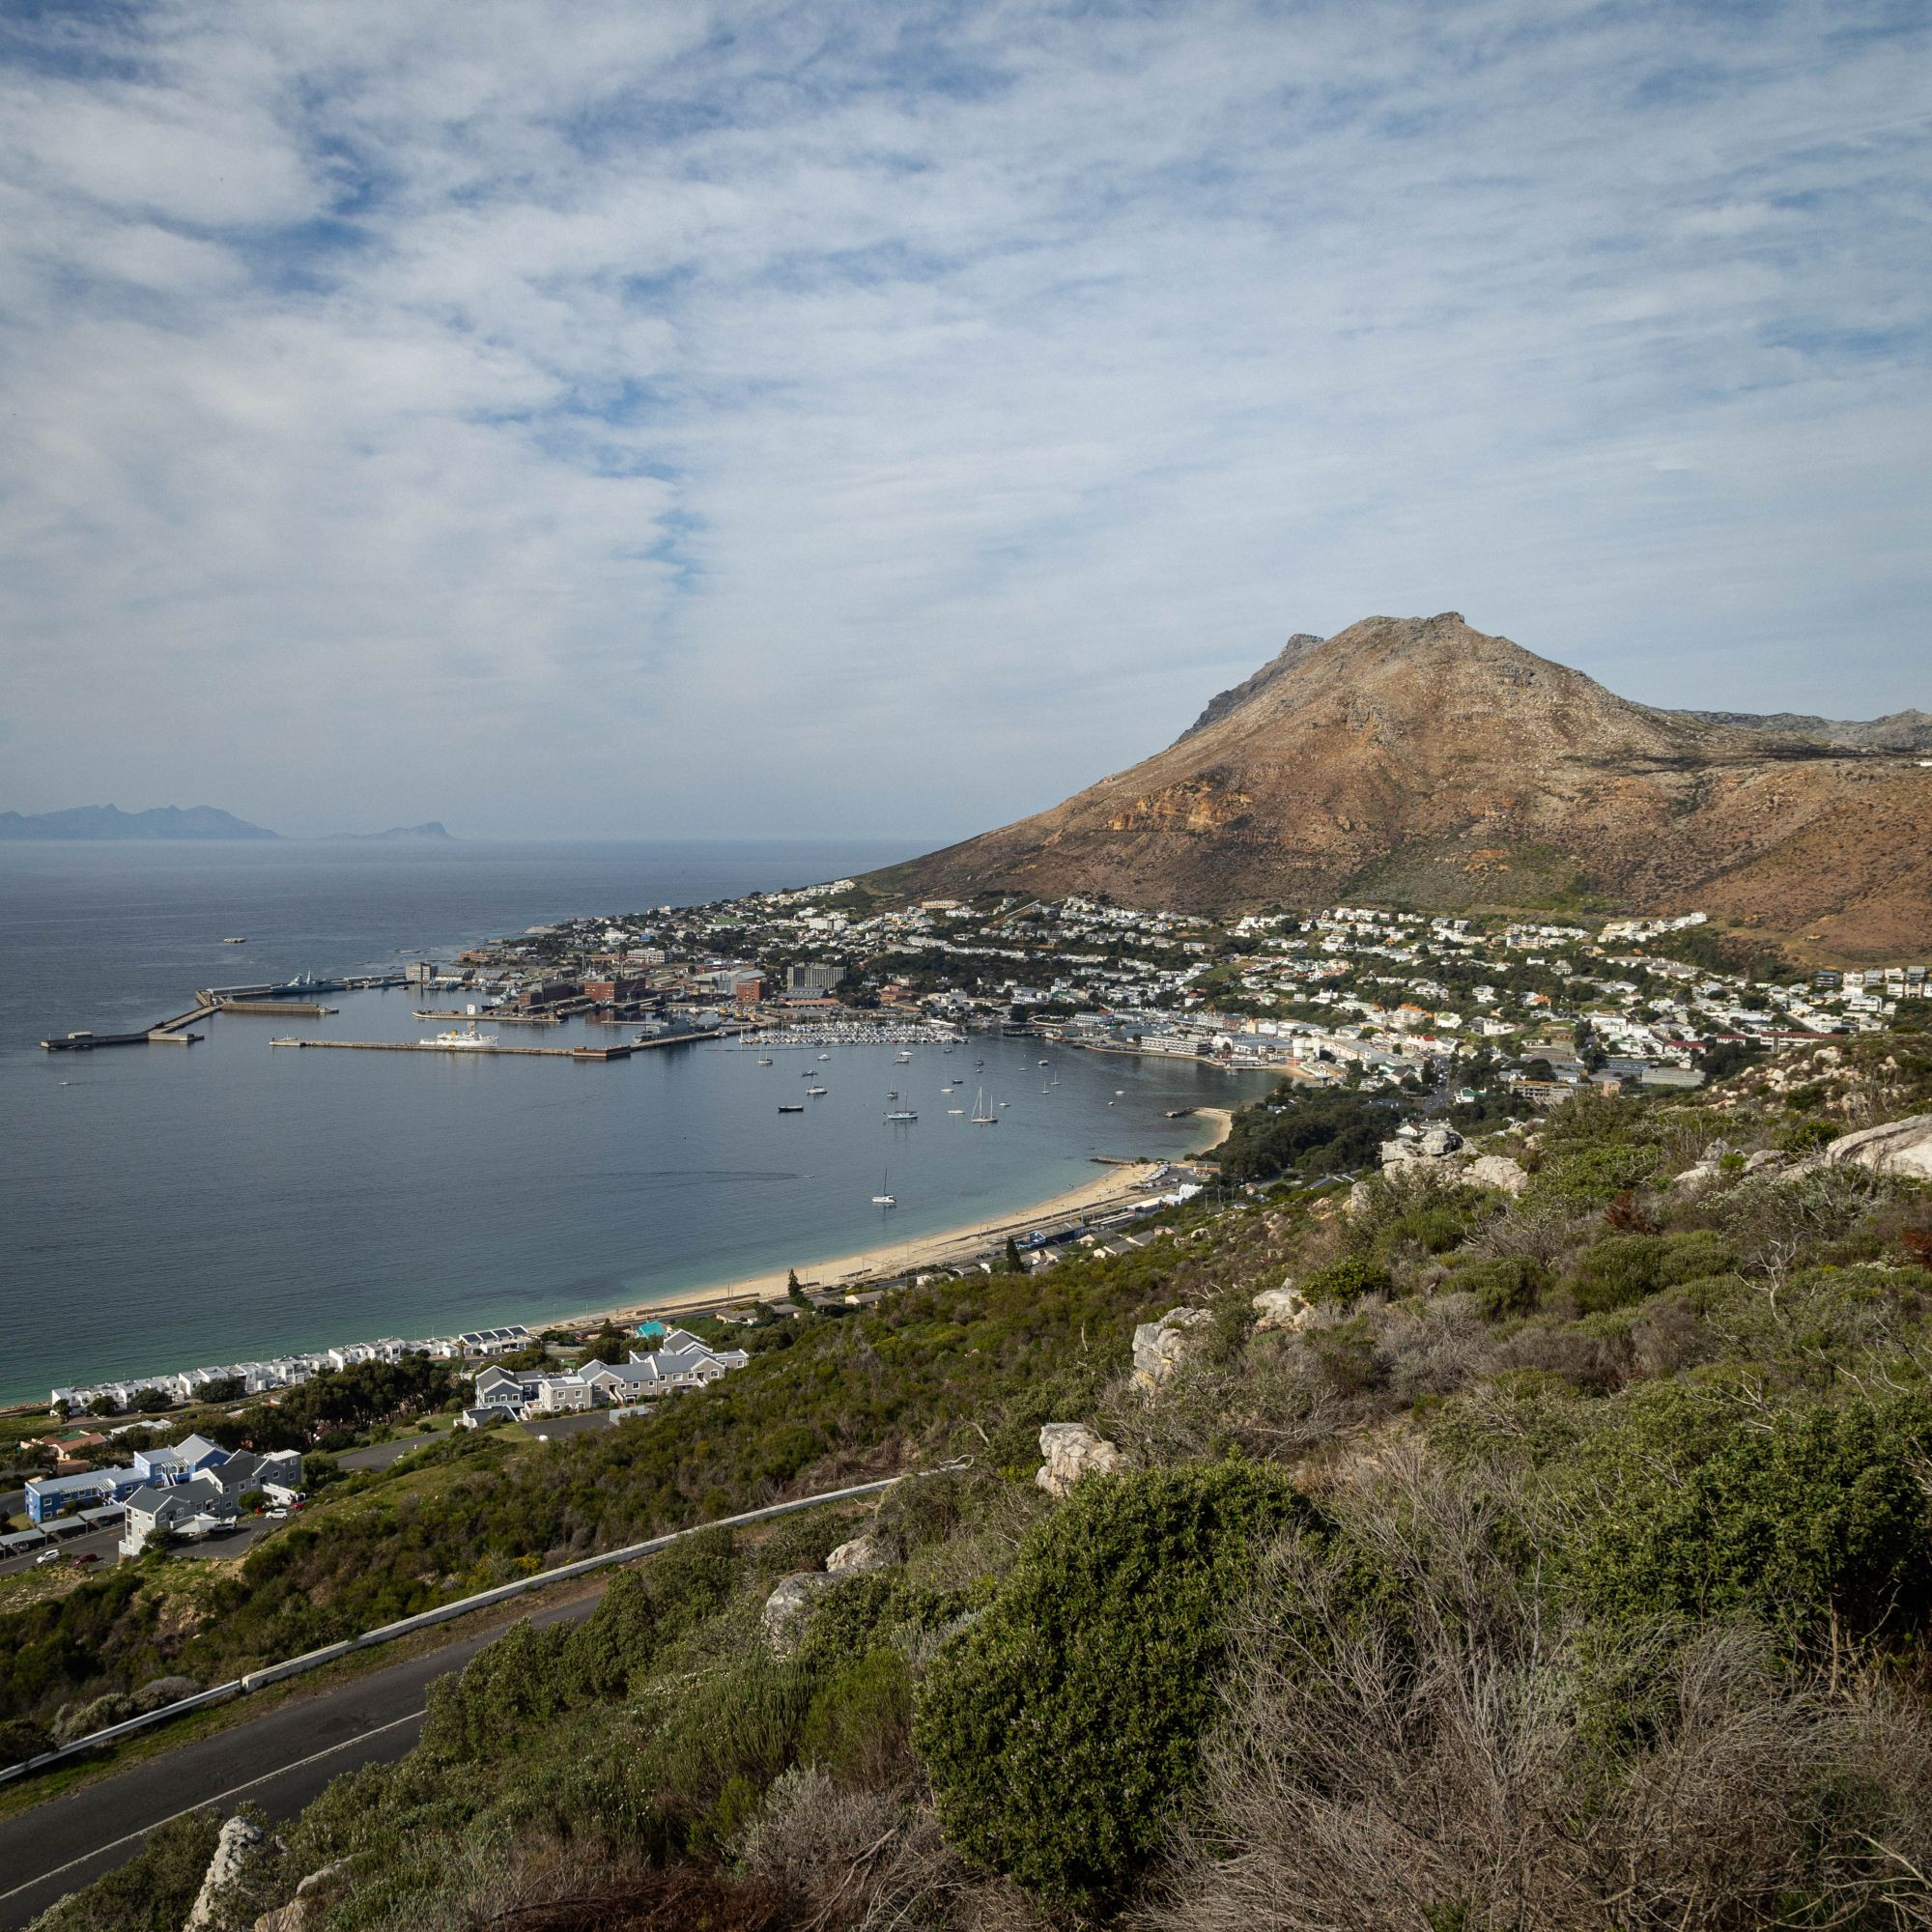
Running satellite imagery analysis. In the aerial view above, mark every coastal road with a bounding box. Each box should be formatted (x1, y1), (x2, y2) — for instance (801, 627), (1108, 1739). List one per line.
(0, 1588), (606, 1928)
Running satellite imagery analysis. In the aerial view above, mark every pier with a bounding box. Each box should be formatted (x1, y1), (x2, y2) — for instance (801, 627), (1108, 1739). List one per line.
(411, 1008), (561, 1025)
(270, 1025), (745, 1063)
(214, 1000), (338, 1017)
(41, 1002), (216, 1052)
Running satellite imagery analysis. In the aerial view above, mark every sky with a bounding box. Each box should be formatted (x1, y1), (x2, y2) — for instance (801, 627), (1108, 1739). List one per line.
(0, 1), (1926, 841)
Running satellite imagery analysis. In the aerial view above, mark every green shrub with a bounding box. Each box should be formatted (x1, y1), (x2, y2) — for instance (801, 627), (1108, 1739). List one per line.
(1304, 1316), (1381, 1396)
(1301, 1254), (1393, 1309)
(1572, 1236), (1671, 1313)
(1533, 1140), (1662, 1208)
(800, 1648), (914, 1787)
(1572, 1233), (1738, 1314)
(1457, 1257), (1548, 1321)
(1566, 1393), (1932, 1636)
(914, 1461), (1309, 1903)
(1778, 1116), (1842, 1152)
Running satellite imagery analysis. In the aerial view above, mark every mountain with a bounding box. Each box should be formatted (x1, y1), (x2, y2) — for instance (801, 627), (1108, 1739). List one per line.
(327, 822), (454, 842)
(1672, 707), (1932, 753)
(0, 804), (280, 841)
(877, 613), (1932, 959)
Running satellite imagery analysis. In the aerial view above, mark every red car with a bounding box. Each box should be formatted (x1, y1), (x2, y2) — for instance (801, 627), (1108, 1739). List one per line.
(70, 1551), (99, 1566)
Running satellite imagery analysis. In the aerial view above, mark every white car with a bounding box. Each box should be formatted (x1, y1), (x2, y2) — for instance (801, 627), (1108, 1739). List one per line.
(34, 1548), (63, 1566)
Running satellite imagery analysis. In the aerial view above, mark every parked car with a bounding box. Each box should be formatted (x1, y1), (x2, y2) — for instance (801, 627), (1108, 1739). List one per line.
(34, 1548), (63, 1566)
(70, 1550), (99, 1566)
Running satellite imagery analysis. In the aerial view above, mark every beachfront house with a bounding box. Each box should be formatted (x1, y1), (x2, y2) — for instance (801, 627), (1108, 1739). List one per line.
(456, 1325), (534, 1356)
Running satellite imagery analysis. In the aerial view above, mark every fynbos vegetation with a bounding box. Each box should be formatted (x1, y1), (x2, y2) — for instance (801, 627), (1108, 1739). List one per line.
(26, 1022), (1932, 1930)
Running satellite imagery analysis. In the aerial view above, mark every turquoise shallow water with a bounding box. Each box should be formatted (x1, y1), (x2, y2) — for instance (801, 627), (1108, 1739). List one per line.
(0, 841), (1266, 1402)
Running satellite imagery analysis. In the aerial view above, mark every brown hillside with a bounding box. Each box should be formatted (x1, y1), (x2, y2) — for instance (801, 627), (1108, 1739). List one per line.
(881, 613), (1931, 959)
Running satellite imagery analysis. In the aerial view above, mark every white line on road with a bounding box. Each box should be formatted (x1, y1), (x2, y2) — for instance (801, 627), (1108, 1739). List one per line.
(0, 1708), (425, 1906)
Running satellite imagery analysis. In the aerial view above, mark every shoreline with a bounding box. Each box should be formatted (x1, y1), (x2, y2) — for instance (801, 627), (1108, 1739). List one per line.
(3, 1105), (1235, 1411)
(563, 1105), (1233, 1329)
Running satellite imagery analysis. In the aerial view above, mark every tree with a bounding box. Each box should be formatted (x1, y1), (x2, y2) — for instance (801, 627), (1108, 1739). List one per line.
(786, 1269), (808, 1309)
(1004, 1236), (1025, 1274)
(196, 1377), (244, 1405)
(130, 1387), (176, 1413)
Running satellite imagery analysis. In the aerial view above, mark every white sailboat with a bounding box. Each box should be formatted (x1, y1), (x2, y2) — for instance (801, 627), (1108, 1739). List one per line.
(970, 1087), (998, 1124)
(872, 1169), (896, 1208)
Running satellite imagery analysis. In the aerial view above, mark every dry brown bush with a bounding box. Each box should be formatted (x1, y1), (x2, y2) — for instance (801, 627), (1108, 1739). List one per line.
(739, 1765), (1040, 1931)
(1142, 1459), (1932, 1932)
(1488, 1322), (1633, 1394)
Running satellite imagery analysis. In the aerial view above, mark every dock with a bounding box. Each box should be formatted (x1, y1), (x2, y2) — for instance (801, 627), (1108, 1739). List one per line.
(270, 1026), (743, 1063)
(41, 1002), (216, 1052)
(411, 1009), (561, 1025)
(215, 1001), (338, 1017)
(275, 1038), (649, 1061)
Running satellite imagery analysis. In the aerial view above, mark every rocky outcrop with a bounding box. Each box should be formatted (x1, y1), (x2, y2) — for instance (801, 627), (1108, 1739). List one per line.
(1381, 1125), (1463, 1169)
(825, 1534), (889, 1576)
(1792, 1111), (1932, 1182)
(1036, 1423), (1125, 1496)
(251, 1861), (352, 1932)
(1132, 1307), (1214, 1391)
(1252, 1283), (1318, 1333)
(1671, 1142), (1733, 1195)
(1463, 1152), (1528, 1195)
(761, 1573), (837, 1654)
(185, 1815), (279, 1932)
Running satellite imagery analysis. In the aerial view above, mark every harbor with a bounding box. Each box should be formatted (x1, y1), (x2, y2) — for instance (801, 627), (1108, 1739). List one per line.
(40, 973), (407, 1050)
(11, 975), (1264, 1406)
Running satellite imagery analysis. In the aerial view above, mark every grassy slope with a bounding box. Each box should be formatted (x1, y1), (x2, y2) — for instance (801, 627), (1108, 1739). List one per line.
(28, 1022), (1932, 1930)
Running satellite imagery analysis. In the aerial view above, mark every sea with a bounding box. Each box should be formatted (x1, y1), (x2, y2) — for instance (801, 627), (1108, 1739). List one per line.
(0, 840), (1271, 1406)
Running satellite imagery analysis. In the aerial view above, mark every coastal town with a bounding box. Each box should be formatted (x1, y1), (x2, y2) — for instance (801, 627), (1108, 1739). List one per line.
(428, 881), (1928, 1096)
(11, 880), (1927, 1568)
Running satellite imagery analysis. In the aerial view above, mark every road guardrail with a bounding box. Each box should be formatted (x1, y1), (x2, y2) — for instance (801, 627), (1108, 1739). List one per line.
(0, 1470), (921, 1786)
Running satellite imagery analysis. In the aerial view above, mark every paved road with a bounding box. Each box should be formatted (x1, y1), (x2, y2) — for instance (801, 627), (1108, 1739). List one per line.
(0, 1589), (605, 1928)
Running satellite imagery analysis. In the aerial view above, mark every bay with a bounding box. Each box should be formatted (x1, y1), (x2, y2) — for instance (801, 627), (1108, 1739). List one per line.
(0, 841), (1265, 1404)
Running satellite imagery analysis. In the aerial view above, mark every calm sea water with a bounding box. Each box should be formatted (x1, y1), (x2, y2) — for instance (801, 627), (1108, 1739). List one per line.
(0, 841), (1266, 1403)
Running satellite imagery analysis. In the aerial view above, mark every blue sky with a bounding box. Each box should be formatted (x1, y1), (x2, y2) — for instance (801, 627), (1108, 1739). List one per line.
(1, 0), (1926, 838)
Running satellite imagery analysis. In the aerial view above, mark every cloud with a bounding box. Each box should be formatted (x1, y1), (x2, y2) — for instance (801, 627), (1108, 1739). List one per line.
(0, 0), (1926, 837)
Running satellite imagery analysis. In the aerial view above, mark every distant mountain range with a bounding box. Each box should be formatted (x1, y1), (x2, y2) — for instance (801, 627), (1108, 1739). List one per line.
(0, 807), (456, 841)
(0, 804), (280, 841)
(874, 612), (1931, 959)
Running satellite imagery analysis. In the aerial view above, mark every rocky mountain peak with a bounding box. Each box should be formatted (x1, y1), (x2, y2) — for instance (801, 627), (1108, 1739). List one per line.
(876, 612), (1930, 958)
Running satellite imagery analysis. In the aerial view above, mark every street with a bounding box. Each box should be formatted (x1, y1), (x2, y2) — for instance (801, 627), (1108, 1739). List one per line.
(0, 1586), (606, 1928)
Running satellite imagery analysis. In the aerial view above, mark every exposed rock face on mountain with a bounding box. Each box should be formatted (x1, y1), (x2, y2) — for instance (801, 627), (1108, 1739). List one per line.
(881, 614), (1930, 958)
(1675, 708), (1932, 753)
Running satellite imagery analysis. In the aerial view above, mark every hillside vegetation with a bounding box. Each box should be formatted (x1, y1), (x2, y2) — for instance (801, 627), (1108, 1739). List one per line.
(25, 1022), (1932, 1931)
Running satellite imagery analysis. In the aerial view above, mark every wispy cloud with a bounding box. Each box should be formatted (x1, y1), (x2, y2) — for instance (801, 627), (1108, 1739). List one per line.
(1, 0), (1926, 836)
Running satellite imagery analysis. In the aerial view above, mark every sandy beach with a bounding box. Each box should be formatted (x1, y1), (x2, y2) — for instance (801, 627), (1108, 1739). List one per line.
(563, 1105), (1231, 1329)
